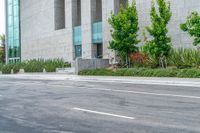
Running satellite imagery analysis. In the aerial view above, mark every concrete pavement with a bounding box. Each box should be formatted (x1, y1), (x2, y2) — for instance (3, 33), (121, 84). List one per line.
(0, 75), (200, 132)
(1, 73), (200, 87)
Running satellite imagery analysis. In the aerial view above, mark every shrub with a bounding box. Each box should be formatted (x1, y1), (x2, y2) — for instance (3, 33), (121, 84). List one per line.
(24, 59), (44, 72)
(12, 62), (26, 73)
(79, 69), (113, 76)
(1, 64), (15, 74)
(114, 68), (128, 76)
(177, 69), (200, 78)
(129, 52), (149, 67)
(79, 68), (200, 78)
(44, 59), (66, 72)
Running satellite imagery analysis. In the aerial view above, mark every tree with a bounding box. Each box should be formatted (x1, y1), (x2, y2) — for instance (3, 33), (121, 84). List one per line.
(0, 34), (5, 63)
(0, 34), (5, 46)
(180, 12), (200, 46)
(143, 0), (172, 68)
(108, 0), (140, 66)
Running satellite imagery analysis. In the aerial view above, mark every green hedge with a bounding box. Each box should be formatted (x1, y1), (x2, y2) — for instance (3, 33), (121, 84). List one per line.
(0, 59), (70, 74)
(0, 63), (3, 71)
(79, 68), (200, 78)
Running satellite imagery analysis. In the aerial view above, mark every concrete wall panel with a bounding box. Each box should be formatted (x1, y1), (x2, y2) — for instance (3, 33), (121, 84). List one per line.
(21, 0), (73, 62)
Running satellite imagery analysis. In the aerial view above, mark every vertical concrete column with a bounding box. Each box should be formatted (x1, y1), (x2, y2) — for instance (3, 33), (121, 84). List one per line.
(72, 0), (81, 26)
(65, 0), (74, 61)
(115, 0), (120, 14)
(102, 0), (120, 63)
(81, 0), (93, 59)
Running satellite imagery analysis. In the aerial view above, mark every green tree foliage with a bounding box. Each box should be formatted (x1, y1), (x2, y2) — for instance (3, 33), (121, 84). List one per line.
(143, 0), (172, 67)
(0, 50), (4, 63)
(180, 12), (200, 46)
(108, 1), (140, 65)
(0, 34), (5, 63)
(0, 34), (5, 46)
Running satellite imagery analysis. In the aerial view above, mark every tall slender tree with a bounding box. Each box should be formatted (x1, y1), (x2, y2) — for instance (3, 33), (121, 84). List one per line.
(108, 0), (140, 66)
(143, 0), (172, 67)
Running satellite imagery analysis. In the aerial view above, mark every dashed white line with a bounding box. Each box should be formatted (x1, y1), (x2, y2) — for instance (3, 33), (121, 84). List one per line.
(73, 107), (135, 120)
(84, 88), (200, 99)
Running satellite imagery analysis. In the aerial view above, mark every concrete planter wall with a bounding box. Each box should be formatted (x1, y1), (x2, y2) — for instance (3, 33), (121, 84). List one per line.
(75, 58), (109, 74)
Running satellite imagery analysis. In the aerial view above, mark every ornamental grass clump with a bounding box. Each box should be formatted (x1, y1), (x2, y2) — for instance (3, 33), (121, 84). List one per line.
(167, 48), (200, 68)
(44, 59), (66, 72)
(1, 64), (15, 74)
(24, 59), (45, 72)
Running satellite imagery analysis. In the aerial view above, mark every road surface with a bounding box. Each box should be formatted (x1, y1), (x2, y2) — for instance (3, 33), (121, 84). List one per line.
(0, 76), (200, 133)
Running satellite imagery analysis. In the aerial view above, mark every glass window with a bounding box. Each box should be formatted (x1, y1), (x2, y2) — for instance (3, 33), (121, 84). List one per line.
(6, 0), (20, 62)
(73, 26), (82, 46)
(92, 22), (102, 43)
(75, 45), (82, 58)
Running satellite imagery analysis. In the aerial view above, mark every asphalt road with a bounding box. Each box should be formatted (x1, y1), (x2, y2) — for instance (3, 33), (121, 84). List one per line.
(0, 77), (200, 133)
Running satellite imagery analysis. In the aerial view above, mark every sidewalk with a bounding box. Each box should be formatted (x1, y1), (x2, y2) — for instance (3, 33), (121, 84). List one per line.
(0, 73), (200, 87)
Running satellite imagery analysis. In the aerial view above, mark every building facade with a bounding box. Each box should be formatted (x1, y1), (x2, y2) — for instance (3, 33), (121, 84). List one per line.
(5, 0), (200, 63)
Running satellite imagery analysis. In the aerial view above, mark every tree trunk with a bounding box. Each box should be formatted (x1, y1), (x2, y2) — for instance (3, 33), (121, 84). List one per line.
(126, 54), (128, 68)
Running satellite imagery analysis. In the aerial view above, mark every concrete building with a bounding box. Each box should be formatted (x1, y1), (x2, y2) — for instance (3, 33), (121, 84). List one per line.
(5, 0), (200, 63)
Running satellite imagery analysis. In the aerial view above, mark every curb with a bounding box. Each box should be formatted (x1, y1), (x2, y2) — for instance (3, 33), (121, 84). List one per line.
(1, 74), (200, 87)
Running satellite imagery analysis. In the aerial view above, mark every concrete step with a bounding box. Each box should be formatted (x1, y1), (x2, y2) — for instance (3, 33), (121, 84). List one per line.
(56, 68), (75, 75)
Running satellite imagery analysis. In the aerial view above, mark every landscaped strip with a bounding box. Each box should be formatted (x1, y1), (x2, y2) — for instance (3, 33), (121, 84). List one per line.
(79, 68), (200, 78)
(0, 59), (70, 74)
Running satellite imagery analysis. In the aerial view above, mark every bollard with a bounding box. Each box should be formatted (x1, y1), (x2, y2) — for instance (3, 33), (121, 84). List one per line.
(11, 69), (14, 74)
(19, 69), (25, 74)
(43, 68), (46, 73)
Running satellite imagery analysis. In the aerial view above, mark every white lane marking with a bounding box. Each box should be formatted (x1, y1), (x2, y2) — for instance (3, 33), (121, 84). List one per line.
(84, 88), (200, 100)
(73, 107), (135, 120)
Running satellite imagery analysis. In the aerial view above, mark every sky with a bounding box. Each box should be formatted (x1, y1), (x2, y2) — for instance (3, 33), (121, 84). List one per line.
(0, 0), (5, 35)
